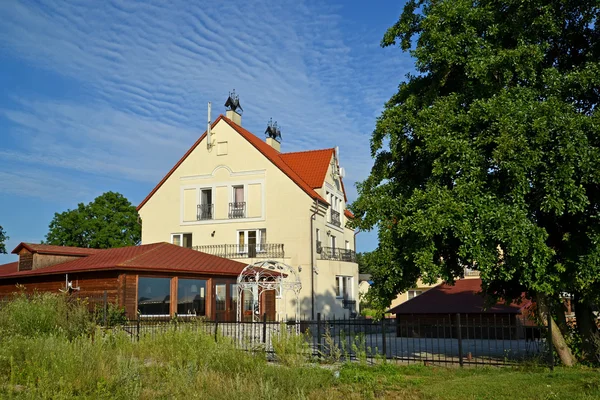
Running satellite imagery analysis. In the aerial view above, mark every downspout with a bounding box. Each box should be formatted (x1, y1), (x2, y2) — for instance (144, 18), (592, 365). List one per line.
(310, 198), (320, 320)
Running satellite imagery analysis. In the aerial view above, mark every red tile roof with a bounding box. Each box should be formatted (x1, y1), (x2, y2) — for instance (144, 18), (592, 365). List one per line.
(280, 149), (335, 189)
(138, 115), (352, 210)
(388, 279), (530, 315)
(344, 209), (355, 219)
(11, 243), (102, 257)
(0, 243), (248, 279)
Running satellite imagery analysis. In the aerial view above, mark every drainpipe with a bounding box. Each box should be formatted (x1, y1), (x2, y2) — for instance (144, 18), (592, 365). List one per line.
(310, 199), (320, 320)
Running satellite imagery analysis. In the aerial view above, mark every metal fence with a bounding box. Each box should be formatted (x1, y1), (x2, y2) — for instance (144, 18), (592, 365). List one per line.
(112, 312), (551, 367)
(0, 293), (553, 367)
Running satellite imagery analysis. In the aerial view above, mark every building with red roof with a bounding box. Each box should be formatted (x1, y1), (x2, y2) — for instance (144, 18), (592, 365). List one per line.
(0, 242), (262, 320)
(137, 93), (359, 319)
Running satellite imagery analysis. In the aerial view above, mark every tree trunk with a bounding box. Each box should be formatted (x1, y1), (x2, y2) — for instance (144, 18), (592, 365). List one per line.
(574, 296), (600, 365)
(536, 294), (576, 366)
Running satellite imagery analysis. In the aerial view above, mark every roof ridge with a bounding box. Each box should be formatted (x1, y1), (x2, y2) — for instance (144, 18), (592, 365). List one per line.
(281, 148), (335, 156)
(117, 242), (168, 267)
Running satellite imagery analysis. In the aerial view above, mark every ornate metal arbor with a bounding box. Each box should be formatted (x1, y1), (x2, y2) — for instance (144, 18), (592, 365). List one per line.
(236, 260), (302, 322)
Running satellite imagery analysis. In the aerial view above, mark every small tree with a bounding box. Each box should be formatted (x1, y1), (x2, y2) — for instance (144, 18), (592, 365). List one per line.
(0, 225), (8, 254)
(45, 192), (141, 249)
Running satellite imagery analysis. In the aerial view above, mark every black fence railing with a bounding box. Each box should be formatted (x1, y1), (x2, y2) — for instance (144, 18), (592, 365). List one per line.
(197, 204), (214, 220)
(318, 247), (356, 262)
(228, 202), (246, 219)
(193, 243), (285, 258)
(101, 312), (550, 367)
(330, 210), (341, 227)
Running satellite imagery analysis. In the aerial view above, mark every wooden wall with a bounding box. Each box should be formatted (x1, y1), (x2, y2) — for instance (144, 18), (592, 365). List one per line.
(33, 254), (86, 270)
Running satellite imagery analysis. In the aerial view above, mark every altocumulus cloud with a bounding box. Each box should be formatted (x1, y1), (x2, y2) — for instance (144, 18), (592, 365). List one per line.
(0, 0), (408, 202)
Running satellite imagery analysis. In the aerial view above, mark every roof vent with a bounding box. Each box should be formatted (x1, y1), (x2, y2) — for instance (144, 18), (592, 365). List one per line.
(265, 118), (282, 152)
(224, 89), (243, 125)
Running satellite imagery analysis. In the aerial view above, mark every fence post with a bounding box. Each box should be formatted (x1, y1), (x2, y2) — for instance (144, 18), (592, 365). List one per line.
(262, 313), (267, 344)
(102, 290), (108, 327)
(214, 313), (219, 343)
(547, 311), (554, 370)
(317, 313), (322, 358)
(456, 313), (463, 367)
(381, 318), (387, 360)
(136, 313), (140, 342)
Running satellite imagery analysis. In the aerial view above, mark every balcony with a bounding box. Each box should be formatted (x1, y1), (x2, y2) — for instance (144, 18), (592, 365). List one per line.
(197, 204), (214, 220)
(193, 243), (285, 258)
(229, 202), (246, 219)
(318, 246), (356, 262)
(330, 209), (341, 227)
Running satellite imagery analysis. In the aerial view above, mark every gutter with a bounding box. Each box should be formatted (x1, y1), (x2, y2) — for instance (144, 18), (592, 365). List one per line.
(310, 198), (321, 319)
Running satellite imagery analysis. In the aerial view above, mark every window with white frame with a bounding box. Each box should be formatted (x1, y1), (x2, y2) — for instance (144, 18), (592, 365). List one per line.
(171, 233), (192, 248)
(316, 228), (321, 252)
(237, 229), (266, 256)
(335, 276), (353, 299)
(407, 290), (423, 300)
(229, 185), (246, 218)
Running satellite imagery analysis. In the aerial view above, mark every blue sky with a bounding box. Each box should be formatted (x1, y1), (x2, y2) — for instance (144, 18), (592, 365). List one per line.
(0, 0), (412, 264)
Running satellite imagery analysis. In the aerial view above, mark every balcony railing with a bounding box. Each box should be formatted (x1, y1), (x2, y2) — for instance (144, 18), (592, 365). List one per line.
(193, 243), (285, 258)
(330, 209), (341, 227)
(229, 202), (246, 219)
(197, 204), (214, 220)
(318, 247), (356, 262)
(464, 267), (480, 277)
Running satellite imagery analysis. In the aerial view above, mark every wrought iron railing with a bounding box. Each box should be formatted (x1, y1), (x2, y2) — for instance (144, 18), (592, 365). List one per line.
(464, 268), (480, 277)
(193, 243), (285, 258)
(229, 202), (246, 219)
(330, 209), (341, 227)
(318, 247), (356, 262)
(197, 204), (214, 220)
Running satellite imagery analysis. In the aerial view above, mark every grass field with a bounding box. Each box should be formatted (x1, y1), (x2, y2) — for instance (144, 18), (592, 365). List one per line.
(0, 294), (598, 399)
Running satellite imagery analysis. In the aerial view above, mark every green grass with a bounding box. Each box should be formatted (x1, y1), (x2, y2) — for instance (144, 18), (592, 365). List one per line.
(0, 293), (598, 399)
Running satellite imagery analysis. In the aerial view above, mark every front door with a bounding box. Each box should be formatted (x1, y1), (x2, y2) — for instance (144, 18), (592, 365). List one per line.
(248, 231), (257, 258)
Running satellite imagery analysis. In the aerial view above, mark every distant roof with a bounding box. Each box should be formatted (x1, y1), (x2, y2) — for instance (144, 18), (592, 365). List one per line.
(137, 115), (351, 210)
(0, 262), (18, 276)
(359, 273), (372, 282)
(12, 243), (102, 257)
(0, 242), (248, 279)
(388, 279), (530, 315)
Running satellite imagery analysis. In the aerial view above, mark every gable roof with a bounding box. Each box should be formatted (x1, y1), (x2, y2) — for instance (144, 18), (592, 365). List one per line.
(388, 279), (530, 315)
(0, 242), (248, 279)
(137, 115), (352, 211)
(12, 243), (102, 257)
(0, 262), (18, 276)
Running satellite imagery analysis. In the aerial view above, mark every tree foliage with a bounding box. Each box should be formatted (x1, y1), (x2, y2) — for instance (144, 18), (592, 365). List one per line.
(0, 225), (8, 254)
(351, 0), (599, 362)
(45, 192), (141, 249)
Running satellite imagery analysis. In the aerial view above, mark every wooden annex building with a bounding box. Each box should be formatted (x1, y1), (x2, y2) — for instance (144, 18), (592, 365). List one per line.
(0, 242), (276, 321)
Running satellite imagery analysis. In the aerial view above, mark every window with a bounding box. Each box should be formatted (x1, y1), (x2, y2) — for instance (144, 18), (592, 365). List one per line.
(230, 283), (238, 314)
(172, 233), (192, 248)
(335, 276), (352, 299)
(229, 185), (246, 218)
(215, 284), (227, 312)
(345, 240), (350, 250)
(408, 290), (423, 300)
(199, 189), (213, 220)
(316, 229), (322, 253)
(237, 229), (266, 256)
(138, 277), (171, 316)
(331, 235), (337, 256)
(177, 279), (206, 316)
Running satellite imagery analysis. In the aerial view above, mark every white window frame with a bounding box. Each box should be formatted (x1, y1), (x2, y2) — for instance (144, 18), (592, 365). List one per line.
(236, 229), (267, 254)
(335, 275), (353, 299)
(407, 290), (423, 300)
(171, 233), (192, 248)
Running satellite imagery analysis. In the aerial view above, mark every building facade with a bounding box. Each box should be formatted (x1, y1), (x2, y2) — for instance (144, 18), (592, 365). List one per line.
(138, 101), (359, 319)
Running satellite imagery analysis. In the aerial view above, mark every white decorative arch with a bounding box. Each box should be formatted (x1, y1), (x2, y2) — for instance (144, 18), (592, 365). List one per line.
(236, 260), (302, 322)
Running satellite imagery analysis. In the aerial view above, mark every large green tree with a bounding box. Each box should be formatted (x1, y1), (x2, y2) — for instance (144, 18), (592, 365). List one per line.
(0, 225), (8, 254)
(351, 0), (599, 364)
(45, 192), (141, 249)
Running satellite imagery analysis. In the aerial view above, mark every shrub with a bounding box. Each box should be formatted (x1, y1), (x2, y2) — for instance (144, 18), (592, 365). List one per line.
(271, 323), (311, 367)
(0, 292), (93, 339)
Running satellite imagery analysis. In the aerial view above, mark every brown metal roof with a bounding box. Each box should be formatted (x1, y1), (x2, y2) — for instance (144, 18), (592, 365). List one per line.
(0, 242), (248, 278)
(11, 243), (102, 257)
(388, 279), (530, 315)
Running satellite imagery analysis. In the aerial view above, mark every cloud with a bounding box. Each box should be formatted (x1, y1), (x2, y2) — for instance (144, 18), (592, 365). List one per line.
(0, 0), (409, 201)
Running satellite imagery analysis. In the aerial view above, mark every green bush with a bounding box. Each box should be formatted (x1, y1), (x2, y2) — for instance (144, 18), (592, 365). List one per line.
(271, 323), (311, 367)
(0, 292), (93, 339)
